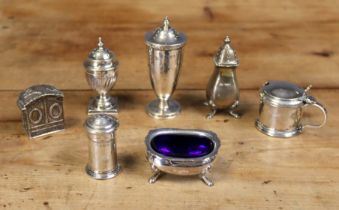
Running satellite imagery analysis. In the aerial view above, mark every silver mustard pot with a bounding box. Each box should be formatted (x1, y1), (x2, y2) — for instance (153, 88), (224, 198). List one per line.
(205, 36), (240, 119)
(255, 80), (327, 138)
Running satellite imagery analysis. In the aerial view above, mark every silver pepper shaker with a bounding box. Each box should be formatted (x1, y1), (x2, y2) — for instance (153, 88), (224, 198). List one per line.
(85, 114), (121, 179)
(84, 37), (119, 115)
(145, 17), (187, 119)
(205, 36), (240, 119)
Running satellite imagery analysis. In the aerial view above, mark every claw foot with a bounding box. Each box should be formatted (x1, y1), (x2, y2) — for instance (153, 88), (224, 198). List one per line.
(148, 168), (162, 184)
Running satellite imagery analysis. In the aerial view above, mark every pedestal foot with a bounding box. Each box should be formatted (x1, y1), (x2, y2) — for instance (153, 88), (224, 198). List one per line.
(146, 99), (181, 119)
(88, 96), (118, 114)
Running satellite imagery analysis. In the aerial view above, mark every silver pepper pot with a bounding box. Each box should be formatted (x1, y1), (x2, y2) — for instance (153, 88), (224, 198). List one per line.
(145, 17), (187, 119)
(85, 114), (121, 179)
(84, 37), (119, 114)
(205, 36), (240, 119)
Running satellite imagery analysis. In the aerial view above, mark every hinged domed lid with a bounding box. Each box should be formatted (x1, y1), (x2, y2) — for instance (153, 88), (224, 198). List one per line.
(85, 114), (119, 134)
(214, 36), (239, 68)
(145, 17), (187, 50)
(84, 37), (118, 72)
(260, 80), (309, 106)
(17, 84), (64, 110)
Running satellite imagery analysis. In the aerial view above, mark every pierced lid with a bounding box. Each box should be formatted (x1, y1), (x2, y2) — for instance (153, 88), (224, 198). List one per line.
(145, 17), (187, 50)
(260, 80), (309, 106)
(84, 37), (118, 72)
(85, 114), (119, 134)
(214, 36), (239, 68)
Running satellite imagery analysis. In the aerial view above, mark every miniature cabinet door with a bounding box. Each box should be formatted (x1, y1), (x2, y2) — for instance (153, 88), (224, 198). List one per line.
(27, 100), (46, 128)
(45, 96), (64, 123)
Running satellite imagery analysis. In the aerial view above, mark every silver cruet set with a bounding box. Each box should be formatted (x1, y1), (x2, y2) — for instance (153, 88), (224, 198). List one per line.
(16, 17), (328, 186)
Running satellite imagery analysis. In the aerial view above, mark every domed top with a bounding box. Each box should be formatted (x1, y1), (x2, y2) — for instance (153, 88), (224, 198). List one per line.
(214, 36), (239, 68)
(84, 37), (118, 72)
(85, 114), (119, 134)
(17, 84), (64, 110)
(145, 17), (187, 50)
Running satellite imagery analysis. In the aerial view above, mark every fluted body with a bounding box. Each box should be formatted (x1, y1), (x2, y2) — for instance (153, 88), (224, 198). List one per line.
(84, 38), (119, 114)
(86, 70), (117, 95)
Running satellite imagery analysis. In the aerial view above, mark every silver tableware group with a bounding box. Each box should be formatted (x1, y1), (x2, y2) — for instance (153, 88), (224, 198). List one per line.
(15, 16), (328, 187)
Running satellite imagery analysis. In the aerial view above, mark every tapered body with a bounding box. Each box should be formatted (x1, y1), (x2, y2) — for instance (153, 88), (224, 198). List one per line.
(148, 48), (182, 102)
(206, 36), (240, 119)
(145, 17), (186, 119)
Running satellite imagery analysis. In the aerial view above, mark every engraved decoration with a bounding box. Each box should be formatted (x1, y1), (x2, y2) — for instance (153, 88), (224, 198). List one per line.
(17, 85), (65, 139)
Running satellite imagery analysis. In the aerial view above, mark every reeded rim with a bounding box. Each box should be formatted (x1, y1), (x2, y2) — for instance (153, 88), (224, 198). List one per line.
(145, 128), (220, 166)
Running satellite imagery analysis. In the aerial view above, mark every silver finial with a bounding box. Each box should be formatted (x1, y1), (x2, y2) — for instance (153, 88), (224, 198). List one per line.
(224, 36), (231, 43)
(163, 16), (170, 31)
(98, 37), (104, 49)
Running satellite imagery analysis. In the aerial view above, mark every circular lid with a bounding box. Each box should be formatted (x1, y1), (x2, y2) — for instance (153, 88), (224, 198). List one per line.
(85, 114), (119, 134)
(214, 36), (239, 68)
(84, 37), (118, 71)
(145, 17), (187, 50)
(261, 80), (306, 106)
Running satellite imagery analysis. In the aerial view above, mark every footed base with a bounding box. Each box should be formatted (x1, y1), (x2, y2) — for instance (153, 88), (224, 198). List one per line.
(88, 96), (118, 114)
(146, 99), (181, 119)
(255, 119), (302, 138)
(85, 164), (121, 180)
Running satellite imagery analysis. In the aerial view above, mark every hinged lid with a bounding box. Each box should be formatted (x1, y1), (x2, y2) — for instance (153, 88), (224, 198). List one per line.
(214, 36), (239, 68)
(260, 80), (308, 106)
(84, 37), (118, 72)
(17, 84), (64, 110)
(85, 114), (119, 134)
(145, 17), (186, 50)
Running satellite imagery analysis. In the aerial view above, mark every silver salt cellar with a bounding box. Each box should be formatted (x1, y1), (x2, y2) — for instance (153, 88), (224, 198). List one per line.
(145, 17), (187, 119)
(85, 114), (121, 179)
(84, 37), (119, 114)
(17, 85), (65, 139)
(205, 36), (240, 119)
(145, 128), (220, 186)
